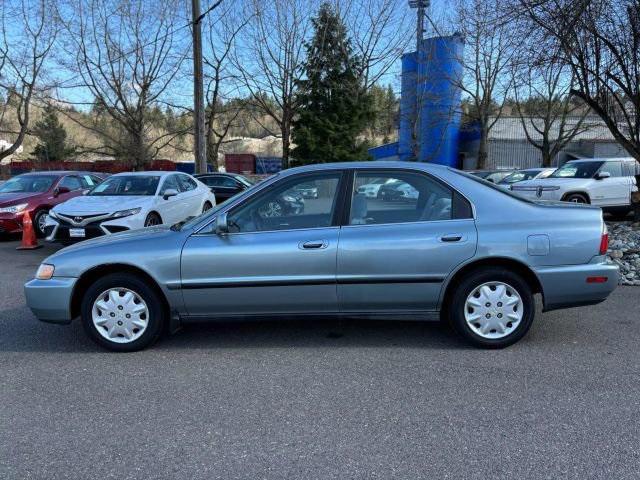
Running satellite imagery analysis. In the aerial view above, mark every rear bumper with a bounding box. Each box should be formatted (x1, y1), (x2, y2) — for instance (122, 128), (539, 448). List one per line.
(535, 257), (619, 311)
(24, 277), (77, 323)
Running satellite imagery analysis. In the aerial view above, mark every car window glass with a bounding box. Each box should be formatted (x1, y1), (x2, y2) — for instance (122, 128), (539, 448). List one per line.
(220, 177), (239, 187)
(79, 174), (98, 188)
(58, 176), (82, 191)
(160, 175), (180, 195)
(599, 162), (622, 177)
(228, 173), (341, 233)
(201, 176), (222, 187)
(351, 171), (456, 225)
(178, 175), (197, 191)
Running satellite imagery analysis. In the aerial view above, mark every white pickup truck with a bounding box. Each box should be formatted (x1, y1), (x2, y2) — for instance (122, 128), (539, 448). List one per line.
(511, 158), (640, 214)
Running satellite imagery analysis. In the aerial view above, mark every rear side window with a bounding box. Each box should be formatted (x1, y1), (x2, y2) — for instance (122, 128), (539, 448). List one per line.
(349, 171), (472, 226)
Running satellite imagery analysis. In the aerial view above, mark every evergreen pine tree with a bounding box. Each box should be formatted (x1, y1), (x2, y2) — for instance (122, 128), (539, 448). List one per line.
(32, 104), (75, 162)
(292, 2), (373, 164)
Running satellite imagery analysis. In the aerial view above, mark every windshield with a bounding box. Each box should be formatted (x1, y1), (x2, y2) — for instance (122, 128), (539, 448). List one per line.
(499, 170), (540, 184)
(0, 175), (57, 193)
(550, 162), (603, 179)
(88, 175), (160, 196)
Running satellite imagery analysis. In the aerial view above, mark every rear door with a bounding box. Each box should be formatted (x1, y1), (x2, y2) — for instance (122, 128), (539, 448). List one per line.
(337, 169), (477, 313)
(180, 171), (345, 316)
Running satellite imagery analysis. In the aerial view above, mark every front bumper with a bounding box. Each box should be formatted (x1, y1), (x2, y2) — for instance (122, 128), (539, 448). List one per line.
(0, 216), (22, 234)
(24, 277), (77, 323)
(535, 257), (619, 311)
(45, 215), (135, 243)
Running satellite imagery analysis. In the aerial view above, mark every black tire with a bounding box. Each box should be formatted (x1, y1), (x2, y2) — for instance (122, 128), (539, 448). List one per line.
(33, 210), (49, 238)
(564, 193), (589, 204)
(80, 273), (166, 352)
(144, 212), (162, 227)
(202, 201), (213, 213)
(448, 268), (535, 349)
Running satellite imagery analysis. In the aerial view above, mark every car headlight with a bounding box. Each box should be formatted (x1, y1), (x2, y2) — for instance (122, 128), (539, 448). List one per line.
(111, 208), (141, 219)
(0, 203), (28, 214)
(35, 263), (55, 280)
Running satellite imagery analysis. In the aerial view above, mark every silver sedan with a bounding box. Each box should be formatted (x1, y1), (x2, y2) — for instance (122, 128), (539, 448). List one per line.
(25, 162), (618, 351)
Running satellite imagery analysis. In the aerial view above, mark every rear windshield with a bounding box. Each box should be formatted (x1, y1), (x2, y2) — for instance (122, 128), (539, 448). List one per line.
(452, 169), (535, 203)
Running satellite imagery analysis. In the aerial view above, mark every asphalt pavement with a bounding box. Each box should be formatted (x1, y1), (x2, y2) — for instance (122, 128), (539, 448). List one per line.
(1, 238), (639, 479)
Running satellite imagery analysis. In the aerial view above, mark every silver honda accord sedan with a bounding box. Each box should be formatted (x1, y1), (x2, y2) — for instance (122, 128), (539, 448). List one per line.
(24, 162), (618, 351)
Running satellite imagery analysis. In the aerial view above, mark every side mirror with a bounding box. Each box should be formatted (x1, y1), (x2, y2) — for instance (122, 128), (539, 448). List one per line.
(596, 171), (611, 180)
(215, 212), (229, 235)
(163, 188), (178, 200)
(55, 186), (71, 196)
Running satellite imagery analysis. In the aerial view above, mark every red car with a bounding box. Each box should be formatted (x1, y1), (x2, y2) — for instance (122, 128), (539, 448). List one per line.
(0, 171), (106, 237)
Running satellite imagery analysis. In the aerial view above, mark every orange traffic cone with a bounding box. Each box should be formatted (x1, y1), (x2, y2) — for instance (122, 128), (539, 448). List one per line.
(16, 210), (42, 250)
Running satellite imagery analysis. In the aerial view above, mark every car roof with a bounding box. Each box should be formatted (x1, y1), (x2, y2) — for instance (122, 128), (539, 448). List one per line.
(110, 171), (180, 177)
(567, 157), (635, 163)
(15, 170), (90, 176)
(280, 161), (453, 176)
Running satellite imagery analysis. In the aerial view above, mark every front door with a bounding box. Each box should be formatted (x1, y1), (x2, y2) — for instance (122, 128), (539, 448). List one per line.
(337, 170), (477, 313)
(591, 161), (630, 206)
(180, 171), (345, 317)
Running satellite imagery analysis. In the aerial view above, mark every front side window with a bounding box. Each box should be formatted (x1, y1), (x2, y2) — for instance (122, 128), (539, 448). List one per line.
(58, 176), (82, 191)
(599, 161), (622, 177)
(349, 171), (469, 225)
(227, 172), (341, 233)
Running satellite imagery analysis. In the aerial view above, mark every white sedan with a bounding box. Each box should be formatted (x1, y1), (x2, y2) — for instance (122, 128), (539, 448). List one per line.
(45, 171), (216, 242)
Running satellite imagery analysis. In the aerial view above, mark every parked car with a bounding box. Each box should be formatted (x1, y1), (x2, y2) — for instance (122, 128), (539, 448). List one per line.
(25, 161), (617, 352)
(510, 158), (640, 215)
(498, 168), (556, 186)
(44, 171), (216, 243)
(356, 178), (396, 198)
(194, 173), (253, 203)
(0, 171), (105, 237)
(468, 169), (515, 183)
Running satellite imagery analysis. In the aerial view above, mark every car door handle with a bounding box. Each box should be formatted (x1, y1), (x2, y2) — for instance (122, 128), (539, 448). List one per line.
(440, 234), (463, 243)
(299, 240), (328, 250)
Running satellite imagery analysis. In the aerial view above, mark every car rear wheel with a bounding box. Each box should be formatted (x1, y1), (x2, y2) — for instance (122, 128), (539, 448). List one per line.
(33, 210), (48, 238)
(448, 268), (535, 348)
(564, 193), (589, 204)
(81, 273), (166, 352)
(144, 212), (162, 227)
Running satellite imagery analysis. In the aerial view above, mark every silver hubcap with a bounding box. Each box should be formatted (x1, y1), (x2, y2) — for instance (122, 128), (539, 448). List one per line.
(464, 282), (524, 339)
(92, 288), (149, 344)
(37, 213), (47, 233)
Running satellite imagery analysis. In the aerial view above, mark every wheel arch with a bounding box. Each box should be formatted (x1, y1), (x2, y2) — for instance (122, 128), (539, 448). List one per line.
(561, 191), (591, 203)
(146, 210), (163, 223)
(70, 263), (170, 321)
(440, 257), (544, 314)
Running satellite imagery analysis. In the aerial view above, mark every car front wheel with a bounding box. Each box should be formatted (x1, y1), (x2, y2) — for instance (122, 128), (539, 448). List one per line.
(80, 273), (166, 352)
(33, 210), (49, 238)
(448, 268), (535, 348)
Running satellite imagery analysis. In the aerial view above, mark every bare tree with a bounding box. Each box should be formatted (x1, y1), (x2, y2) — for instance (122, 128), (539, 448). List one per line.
(58, 0), (188, 169)
(513, 52), (594, 167)
(336, 0), (413, 89)
(0, 0), (58, 162)
(519, 0), (640, 161)
(202, 4), (250, 171)
(236, 0), (317, 169)
(454, 0), (516, 169)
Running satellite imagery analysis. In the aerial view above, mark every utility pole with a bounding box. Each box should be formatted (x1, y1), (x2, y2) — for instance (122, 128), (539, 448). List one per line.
(192, 0), (207, 174)
(409, 0), (430, 51)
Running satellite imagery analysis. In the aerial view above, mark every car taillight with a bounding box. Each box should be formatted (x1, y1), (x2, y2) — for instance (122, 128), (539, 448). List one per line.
(599, 224), (609, 255)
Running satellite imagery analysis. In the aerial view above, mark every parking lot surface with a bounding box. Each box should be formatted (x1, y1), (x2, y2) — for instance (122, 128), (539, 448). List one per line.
(1, 239), (639, 479)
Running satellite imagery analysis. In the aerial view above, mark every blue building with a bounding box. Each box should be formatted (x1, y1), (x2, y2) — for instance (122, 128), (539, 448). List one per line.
(369, 34), (464, 168)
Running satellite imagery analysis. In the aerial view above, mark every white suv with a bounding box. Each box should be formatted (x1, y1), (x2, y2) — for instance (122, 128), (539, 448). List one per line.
(511, 158), (640, 214)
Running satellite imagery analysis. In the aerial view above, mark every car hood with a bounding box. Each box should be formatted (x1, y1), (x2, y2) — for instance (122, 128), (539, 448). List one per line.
(0, 191), (42, 206)
(53, 195), (154, 214)
(53, 225), (175, 255)
(513, 177), (592, 189)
